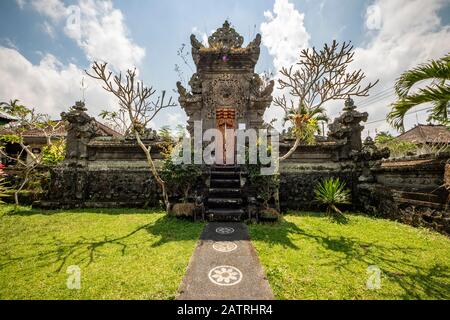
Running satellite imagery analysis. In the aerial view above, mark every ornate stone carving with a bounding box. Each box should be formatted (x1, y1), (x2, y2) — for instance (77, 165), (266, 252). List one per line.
(328, 97), (368, 151)
(61, 101), (98, 164)
(208, 20), (244, 50)
(189, 73), (202, 94)
(357, 137), (390, 162)
(176, 81), (192, 100)
(355, 137), (390, 182)
(180, 21), (271, 132)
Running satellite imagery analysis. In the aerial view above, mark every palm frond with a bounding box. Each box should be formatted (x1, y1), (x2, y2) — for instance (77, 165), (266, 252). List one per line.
(388, 83), (450, 131)
(395, 55), (450, 97)
(427, 100), (449, 124)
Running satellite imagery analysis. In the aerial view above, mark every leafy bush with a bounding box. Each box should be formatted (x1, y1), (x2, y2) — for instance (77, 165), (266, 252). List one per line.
(160, 145), (202, 203)
(42, 140), (66, 165)
(375, 132), (417, 158)
(246, 143), (280, 210)
(314, 177), (350, 217)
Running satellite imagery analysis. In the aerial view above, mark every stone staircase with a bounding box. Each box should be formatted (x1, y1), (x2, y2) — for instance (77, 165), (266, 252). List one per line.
(206, 165), (246, 221)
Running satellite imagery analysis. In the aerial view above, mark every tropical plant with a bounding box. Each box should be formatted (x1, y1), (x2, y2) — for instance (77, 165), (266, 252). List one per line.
(374, 131), (417, 158)
(388, 53), (450, 131)
(314, 177), (350, 217)
(274, 40), (378, 160)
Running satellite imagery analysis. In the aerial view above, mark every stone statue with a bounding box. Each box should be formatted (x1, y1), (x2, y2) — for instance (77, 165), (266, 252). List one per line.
(61, 101), (98, 164)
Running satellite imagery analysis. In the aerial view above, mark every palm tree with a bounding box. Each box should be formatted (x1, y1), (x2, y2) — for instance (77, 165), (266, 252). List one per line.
(388, 53), (450, 131)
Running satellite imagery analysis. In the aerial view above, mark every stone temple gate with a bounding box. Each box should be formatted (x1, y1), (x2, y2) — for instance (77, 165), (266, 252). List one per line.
(177, 21), (274, 135)
(177, 21), (274, 164)
(38, 21), (448, 230)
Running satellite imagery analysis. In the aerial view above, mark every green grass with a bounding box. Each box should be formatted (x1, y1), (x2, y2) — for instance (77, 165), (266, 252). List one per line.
(249, 212), (450, 300)
(0, 205), (205, 300)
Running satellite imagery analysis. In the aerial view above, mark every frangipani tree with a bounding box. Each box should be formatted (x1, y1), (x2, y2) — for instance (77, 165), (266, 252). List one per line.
(86, 62), (176, 212)
(0, 99), (64, 205)
(274, 40), (378, 160)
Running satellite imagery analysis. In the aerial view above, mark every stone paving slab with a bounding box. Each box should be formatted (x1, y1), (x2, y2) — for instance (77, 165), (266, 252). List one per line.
(176, 222), (274, 300)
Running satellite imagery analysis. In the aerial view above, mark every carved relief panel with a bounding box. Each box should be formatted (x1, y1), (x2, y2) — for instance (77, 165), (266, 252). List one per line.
(202, 73), (249, 119)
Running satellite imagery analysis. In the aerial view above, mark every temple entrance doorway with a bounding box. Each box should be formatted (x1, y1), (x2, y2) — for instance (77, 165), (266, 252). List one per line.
(216, 108), (236, 165)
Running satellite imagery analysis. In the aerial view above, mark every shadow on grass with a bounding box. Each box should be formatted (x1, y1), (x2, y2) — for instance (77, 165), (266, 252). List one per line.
(4, 207), (164, 216)
(251, 213), (450, 299)
(0, 215), (204, 275)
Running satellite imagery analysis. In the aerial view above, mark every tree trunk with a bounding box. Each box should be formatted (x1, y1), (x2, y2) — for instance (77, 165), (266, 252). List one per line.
(280, 137), (301, 161)
(14, 170), (30, 207)
(134, 132), (170, 212)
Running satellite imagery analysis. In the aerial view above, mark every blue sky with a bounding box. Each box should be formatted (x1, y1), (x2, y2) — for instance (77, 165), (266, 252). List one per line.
(0, 0), (449, 135)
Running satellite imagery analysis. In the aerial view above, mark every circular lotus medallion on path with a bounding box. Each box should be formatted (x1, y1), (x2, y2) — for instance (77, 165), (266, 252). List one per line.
(208, 266), (243, 286)
(215, 227), (235, 235)
(212, 241), (238, 253)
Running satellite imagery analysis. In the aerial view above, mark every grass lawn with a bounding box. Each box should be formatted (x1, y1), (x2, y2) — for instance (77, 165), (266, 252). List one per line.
(249, 212), (450, 300)
(0, 205), (205, 300)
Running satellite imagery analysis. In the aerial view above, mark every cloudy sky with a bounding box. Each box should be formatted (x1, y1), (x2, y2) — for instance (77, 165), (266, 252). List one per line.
(0, 0), (449, 136)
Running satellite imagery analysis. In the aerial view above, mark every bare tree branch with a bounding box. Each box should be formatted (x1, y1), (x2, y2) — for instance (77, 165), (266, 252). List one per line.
(86, 62), (177, 211)
(275, 40), (378, 160)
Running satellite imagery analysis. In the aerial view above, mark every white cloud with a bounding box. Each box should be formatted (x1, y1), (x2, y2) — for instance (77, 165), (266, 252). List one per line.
(4, 0), (147, 121)
(260, 0), (450, 134)
(352, 0), (450, 134)
(260, 0), (310, 72)
(30, 0), (67, 22)
(41, 21), (56, 39)
(167, 112), (187, 130)
(1, 38), (19, 50)
(260, 0), (311, 129)
(0, 47), (118, 119)
(18, 0), (145, 71)
(69, 0), (145, 71)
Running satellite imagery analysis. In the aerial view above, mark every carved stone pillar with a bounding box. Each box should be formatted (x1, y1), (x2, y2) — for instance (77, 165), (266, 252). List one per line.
(328, 98), (369, 158)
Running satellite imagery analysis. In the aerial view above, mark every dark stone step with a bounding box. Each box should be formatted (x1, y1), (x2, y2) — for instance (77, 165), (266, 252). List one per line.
(208, 197), (243, 207)
(211, 165), (240, 172)
(211, 171), (240, 179)
(210, 179), (240, 188)
(209, 188), (241, 195)
(396, 191), (444, 204)
(207, 209), (245, 222)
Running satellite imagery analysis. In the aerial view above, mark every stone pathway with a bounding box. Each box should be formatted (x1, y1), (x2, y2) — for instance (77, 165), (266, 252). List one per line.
(177, 222), (274, 300)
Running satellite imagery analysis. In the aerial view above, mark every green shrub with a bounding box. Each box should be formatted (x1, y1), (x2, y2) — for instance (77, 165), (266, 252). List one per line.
(314, 177), (350, 217)
(160, 146), (202, 203)
(246, 143), (280, 210)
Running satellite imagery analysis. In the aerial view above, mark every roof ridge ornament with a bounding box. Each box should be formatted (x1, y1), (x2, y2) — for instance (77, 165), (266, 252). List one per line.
(208, 20), (244, 49)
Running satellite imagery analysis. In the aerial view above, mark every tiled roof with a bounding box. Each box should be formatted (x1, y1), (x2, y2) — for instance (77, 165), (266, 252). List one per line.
(0, 111), (17, 121)
(396, 124), (450, 144)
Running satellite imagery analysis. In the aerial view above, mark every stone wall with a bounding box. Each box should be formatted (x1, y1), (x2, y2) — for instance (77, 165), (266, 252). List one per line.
(45, 164), (161, 209)
(357, 153), (450, 236)
(278, 146), (359, 211)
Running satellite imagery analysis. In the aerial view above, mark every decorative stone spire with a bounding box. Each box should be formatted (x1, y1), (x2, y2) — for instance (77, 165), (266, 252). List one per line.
(61, 102), (98, 164)
(328, 98), (369, 154)
(208, 20), (244, 49)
